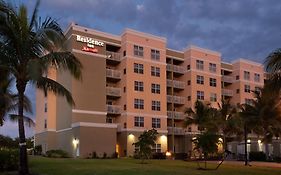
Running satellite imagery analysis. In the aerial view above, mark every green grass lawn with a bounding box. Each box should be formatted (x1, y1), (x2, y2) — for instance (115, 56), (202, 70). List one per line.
(2, 156), (281, 175)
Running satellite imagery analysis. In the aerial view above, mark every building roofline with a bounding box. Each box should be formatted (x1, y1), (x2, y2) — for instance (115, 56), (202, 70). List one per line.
(231, 58), (263, 67)
(122, 28), (167, 43)
(184, 45), (221, 57)
(65, 22), (121, 41)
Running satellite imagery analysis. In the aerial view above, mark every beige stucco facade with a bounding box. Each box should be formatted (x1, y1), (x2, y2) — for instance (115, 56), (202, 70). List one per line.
(35, 23), (281, 158)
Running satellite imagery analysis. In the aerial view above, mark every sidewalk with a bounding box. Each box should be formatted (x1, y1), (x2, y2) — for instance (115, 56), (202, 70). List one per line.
(219, 160), (281, 168)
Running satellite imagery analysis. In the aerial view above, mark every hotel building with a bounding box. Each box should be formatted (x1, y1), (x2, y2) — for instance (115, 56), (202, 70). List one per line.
(35, 23), (281, 158)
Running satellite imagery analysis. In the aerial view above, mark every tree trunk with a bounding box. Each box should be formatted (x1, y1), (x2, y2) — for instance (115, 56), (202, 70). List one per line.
(17, 81), (29, 175)
(244, 124), (248, 166)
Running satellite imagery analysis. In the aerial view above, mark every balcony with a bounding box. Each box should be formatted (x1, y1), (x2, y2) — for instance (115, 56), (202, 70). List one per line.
(107, 105), (121, 115)
(166, 79), (185, 90)
(167, 127), (185, 135)
(106, 51), (121, 65)
(222, 89), (233, 97)
(222, 75), (234, 83)
(167, 95), (186, 105)
(166, 64), (185, 75)
(167, 111), (185, 120)
(106, 69), (121, 82)
(106, 87), (121, 98)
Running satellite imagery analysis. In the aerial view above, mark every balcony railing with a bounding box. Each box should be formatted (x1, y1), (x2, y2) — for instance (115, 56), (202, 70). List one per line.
(167, 95), (186, 105)
(166, 79), (185, 89)
(167, 127), (185, 135)
(222, 89), (233, 96)
(106, 51), (121, 62)
(166, 64), (185, 74)
(106, 69), (121, 79)
(167, 111), (185, 120)
(222, 75), (234, 83)
(106, 87), (121, 97)
(107, 105), (121, 115)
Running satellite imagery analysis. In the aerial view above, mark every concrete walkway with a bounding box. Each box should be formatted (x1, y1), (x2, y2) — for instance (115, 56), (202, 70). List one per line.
(216, 160), (281, 168)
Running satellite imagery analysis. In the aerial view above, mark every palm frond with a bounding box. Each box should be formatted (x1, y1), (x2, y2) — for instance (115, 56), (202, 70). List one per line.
(36, 76), (75, 105)
(9, 114), (35, 127)
(40, 51), (82, 80)
(29, 0), (40, 31)
(265, 48), (281, 72)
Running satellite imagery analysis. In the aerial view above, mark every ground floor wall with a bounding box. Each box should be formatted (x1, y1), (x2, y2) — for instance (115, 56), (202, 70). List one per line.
(35, 131), (57, 153)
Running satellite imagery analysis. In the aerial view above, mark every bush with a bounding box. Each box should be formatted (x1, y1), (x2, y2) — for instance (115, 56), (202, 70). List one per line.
(111, 152), (118, 158)
(174, 153), (188, 160)
(0, 148), (19, 171)
(273, 156), (281, 163)
(152, 152), (166, 159)
(34, 145), (42, 155)
(103, 152), (107, 159)
(45, 149), (69, 158)
(92, 151), (98, 159)
(249, 152), (266, 161)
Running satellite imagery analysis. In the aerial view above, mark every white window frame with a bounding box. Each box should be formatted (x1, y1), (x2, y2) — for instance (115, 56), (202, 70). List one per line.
(134, 81), (144, 91)
(244, 71), (250, 80)
(152, 100), (161, 111)
(209, 78), (217, 87)
(197, 91), (204, 100)
(134, 99), (144, 109)
(244, 85), (251, 93)
(209, 63), (216, 73)
(210, 93), (217, 102)
(152, 144), (161, 153)
(134, 45), (143, 57)
(196, 75), (204, 85)
(151, 66), (160, 77)
(151, 83), (160, 94)
(196, 60), (204, 70)
(134, 63), (144, 74)
(152, 118), (161, 128)
(151, 49), (160, 61)
(134, 116), (144, 127)
(254, 73), (260, 82)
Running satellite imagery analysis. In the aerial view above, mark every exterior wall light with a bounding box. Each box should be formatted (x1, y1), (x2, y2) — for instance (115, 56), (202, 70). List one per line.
(72, 138), (79, 147)
(166, 151), (172, 157)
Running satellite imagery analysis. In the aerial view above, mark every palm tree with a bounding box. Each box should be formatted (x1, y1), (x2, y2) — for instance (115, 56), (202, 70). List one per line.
(0, 1), (82, 174)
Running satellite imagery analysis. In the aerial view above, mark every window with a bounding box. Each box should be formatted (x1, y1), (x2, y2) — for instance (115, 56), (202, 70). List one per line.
(236, 75), (240, 80)
(123, 50), (126, 57)
(152, 118), (161, 128)
(106, 117), (113, 123)
(209, 78), (217, 87)
(244, 71), (250, 80)
(196, 75), (204, 84)
(210, 93), (217, 102)
(44, 103), (47, 112)
(187, 80), (191, 85)
(152, 144), (161, 153)
(123, 86), (126, 93)
(44, 119), (47, 129)
(187, 65), (190, 70)
(255, 87), (261, 94)
(123, 69), (126, 75)
(196, 60), (204, 70)
(134, 99), (144, 109)
(187, 96), (191, 101)
(151, 83), (160, 94)
(134, 45), (143, 57)
(236, 89), (240, 94)
(134, 116), (144, 127)
(151, 49), (160, 61)
(152, 100), (161, 111)
(134, 81), (144, 91)
(151, 66), (160, 77)
(134, 63), (144, 74)
(123, 105), (126, 110)
(209, 63), (216, 73)
(254, 73), (260, 82)
(244, 85), (251, 93)
(197, 91), (204, 100)
(245, 98), (253, 105)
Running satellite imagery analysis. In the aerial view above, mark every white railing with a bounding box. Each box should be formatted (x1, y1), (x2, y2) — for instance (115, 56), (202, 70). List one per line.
(167, 127), (185, 135)
(222, 75), (234, 83)
(106, 69), (121, 79)
(222, 89), (233, 96)
(107, 105), (121, 114)
(166, 79), (185, 89)
(167, 111), (185, 120)
(106, 51), (121, 62)
(166, 64), (185, 74)
(167, 95), (186, 104)
(106, 87), (121, 97)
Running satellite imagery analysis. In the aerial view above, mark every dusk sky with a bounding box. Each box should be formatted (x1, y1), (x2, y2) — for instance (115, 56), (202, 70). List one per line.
(1, 0), (281, 138)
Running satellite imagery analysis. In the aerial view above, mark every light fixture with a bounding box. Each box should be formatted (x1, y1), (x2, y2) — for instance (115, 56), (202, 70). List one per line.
(218, 138), (223, 142)
(72, 138), (79, 146)
(166, 151), (172, 157)
(247, 139), (251, 143)
(258, 140), (262, 144)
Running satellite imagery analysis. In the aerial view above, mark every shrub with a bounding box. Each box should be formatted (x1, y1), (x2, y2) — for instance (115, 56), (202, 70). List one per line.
(152, 152), (166, 159)
(34, 145), (42, 155)
(103, 152), (107, 159)
(45, 149), (69, 158)
(174, 153), (188, 160)
(249, 152), (266, 161)
(273, 156), (281, 163)
(92, 151), (98, 159)
(0, 148), (19, 171)
(111, 152), (118, 158)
